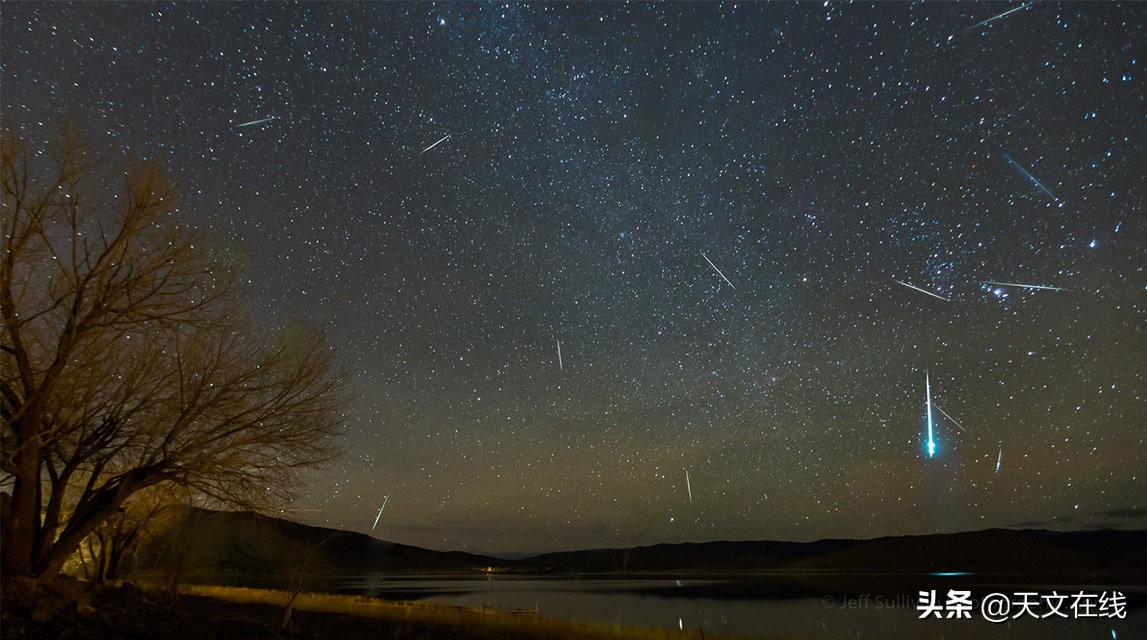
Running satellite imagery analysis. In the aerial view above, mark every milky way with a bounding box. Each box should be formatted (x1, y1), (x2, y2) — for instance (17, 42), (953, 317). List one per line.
(2, 2), (1143, 555)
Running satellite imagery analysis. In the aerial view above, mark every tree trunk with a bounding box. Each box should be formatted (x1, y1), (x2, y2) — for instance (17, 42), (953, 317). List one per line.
(31, 466), (167, 581)
(1, 437), (41, 579)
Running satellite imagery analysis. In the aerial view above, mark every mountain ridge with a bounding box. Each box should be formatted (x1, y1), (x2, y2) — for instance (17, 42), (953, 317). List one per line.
(131, 508), (1147, 581)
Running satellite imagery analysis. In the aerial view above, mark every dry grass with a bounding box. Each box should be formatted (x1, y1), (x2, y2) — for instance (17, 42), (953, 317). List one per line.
(176, 583), (764, 640)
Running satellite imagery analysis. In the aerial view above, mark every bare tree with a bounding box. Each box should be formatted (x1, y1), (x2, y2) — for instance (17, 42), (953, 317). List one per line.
(1, 128), (344, 583)
(280, 532), (337, 633)
(69, 484), (186, 585)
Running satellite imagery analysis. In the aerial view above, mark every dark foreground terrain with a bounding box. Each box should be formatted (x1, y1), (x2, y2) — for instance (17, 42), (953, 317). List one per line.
(4, 582), (339, 640)
(0, 578), (744, 640)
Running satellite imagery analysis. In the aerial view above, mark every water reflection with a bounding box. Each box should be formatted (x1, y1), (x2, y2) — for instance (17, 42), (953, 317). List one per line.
(211, 572), (1144, 638)
(307, 573), (1144, 639)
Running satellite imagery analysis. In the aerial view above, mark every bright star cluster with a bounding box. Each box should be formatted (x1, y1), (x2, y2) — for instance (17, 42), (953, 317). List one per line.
(2, 2), (1142, 555)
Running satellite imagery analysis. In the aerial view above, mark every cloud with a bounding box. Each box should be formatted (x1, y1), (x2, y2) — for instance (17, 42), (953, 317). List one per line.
(1007, 506), (1144, 531)
(1093, 507), (1145, 521)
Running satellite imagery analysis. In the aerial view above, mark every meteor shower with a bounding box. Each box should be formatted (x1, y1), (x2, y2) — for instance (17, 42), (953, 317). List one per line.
(2, 3), (1143, 639)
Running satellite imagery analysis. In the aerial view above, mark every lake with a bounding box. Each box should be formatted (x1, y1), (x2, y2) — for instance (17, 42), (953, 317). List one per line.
(303, 572), (1145, 639)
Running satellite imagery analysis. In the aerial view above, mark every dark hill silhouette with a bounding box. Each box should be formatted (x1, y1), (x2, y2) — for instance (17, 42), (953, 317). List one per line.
(133, 509), (1147, 583)
(524, 529), (1147, 577)
(132, 508), (500, 579)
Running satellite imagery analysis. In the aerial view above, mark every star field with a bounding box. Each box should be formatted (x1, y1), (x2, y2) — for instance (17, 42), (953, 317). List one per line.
(2, 2), (1143, 555)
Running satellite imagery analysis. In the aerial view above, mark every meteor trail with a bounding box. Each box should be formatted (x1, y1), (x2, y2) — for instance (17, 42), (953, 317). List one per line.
(981, 280), (1067, 292)
(685, 470), (693, 504)
(700, 252), (735, 290)
(556, 339), (563, 371)
(996, 447), (1002, 474)
(420, 133), (451, 154)
(894, 279), (950, 302)
(947, 3), (1032, 40)
(925, 371), (936, 458)
(935, 405), (966, 433)
(968, 3), (1032, 30)
(1001, 152), (1059, 202)
(372, 495), (389, 530)
(237, 116), (275, 128)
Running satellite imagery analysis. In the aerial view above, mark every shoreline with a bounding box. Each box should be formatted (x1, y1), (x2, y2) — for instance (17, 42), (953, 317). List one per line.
(1, 579), (763, 640)
(180, 583), (730, 638)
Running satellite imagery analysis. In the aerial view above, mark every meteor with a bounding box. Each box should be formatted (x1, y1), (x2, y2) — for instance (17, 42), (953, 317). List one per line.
(981, 280), (1067, 292)
(556, 339), (563, 371)
(420, 133), (451, 154)
(237, 116), (275, 128)
(372, 495), (390, 530)
(685, 470), (693, 504)
(1002, 152), (1059, 203)
(700, 251), (736, 290)
(996, 447), (1002, 474)
(947, 2), (1032, 41)
(934, 404), (966, 433)
(925, 371), (936, 458)
(967, 3), (1032, 30)
(895, 279), (950, 302)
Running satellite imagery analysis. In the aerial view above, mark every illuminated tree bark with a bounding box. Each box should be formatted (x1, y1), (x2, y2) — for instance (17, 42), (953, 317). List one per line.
(1, 129), (343, 582)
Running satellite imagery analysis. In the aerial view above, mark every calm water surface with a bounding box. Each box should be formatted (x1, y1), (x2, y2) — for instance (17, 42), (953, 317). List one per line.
(305, 573), (1146, 639)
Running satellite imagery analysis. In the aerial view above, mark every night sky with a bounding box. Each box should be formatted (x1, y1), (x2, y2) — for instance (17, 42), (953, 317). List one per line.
(3, 2), (1143, 556)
